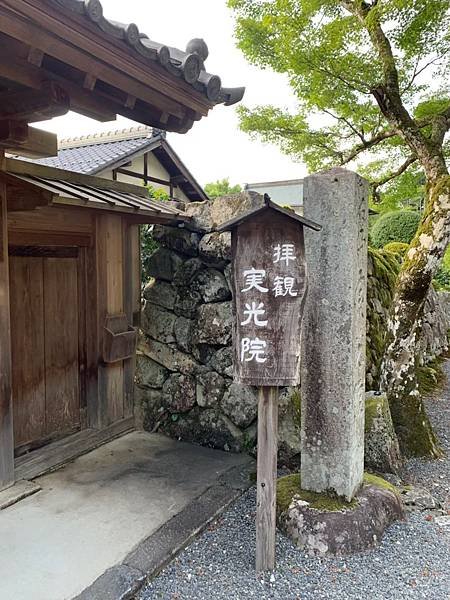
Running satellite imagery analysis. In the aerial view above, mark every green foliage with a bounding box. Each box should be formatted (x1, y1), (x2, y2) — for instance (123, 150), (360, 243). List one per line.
(433, 245), (450, 290)
(371, 210), (421, 248)
(140, 226), (159, 286)
(145, 185), (170, 201)
(204, 178), (242, 199)
(383, 241), (409, 258)
(140, 186), (169, 285)
(229, 1), (450, 197)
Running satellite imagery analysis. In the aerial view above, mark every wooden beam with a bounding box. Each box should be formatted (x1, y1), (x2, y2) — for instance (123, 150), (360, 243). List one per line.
(116, 167), (172, 188)
(0, 122), (57, 158)
(0, 167), (14, 490)
(83, 73), (97, 92)
(0, 81), (70, 123)
(0, 47), (115, 123)
(122, 222), (139, 418)
(27, 46), (44, 67)
(6, 184), (52, 212)
(124, 95), (136, 110)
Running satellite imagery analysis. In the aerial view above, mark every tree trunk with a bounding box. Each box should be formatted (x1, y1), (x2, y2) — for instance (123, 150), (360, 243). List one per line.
(382, 175), (450, 457)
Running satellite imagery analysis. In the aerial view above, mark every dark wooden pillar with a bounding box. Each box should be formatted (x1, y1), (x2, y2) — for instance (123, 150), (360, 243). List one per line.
(0, 162), (14, 490)
(123, 222), (140, 419)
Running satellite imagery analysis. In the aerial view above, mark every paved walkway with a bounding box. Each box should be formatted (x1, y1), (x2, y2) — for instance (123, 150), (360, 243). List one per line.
(0, 431), (250, 600)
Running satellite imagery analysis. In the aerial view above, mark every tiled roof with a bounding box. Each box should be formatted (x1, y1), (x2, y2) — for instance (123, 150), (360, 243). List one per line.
(29, 127), (162, 175)
(51, 0), (245, 106)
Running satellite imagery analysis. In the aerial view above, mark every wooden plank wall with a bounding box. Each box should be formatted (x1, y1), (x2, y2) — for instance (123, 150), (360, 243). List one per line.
(44, 257), (80, 436)
(9, 256), (45, 447)
(0, 176), (14, 489)
(8, 206), (93, 246)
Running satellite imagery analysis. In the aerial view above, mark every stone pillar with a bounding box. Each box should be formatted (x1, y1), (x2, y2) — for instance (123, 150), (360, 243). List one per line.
(300, 168), (369, 500)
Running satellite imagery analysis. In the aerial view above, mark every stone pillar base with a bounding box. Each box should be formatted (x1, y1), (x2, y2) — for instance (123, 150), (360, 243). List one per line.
(277, 473), (404, 555)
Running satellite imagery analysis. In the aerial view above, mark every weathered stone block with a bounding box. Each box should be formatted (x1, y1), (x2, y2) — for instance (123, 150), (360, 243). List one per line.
(143, 280), (175, 311)
(174, 288), (203, 319)
(174, 316), (194, 354)
(173, 257), (204, 288)
(184, 191), (264, 233)
(196, 371), (226, 408)
(221, 383), (258, 428)
(198, 232), (231, 266)
(196, 302), (232, 345)
(137, 386), (165, 431)
(162, 373), (197, 413)
(142, 303), (177, 344)
(277, 474), (404, 555)
(146, 247), (184, 282)
(192, 343), (218, 365)
(163, 407), (244, 452)
(135, 355), (169, 389)
(152, 224), (200, 257)
(301, 168), (368, 500)
(209, 347), (234, 378)
(365, 392), (402, 473)
(139, 339), (201, 375)
(192, 268), (231, 303)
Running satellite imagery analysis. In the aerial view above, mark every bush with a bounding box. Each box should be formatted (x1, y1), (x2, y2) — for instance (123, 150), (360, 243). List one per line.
(383, 242), (409, 258)
(371, 210), (421, 248)
(433, 266), (450, 290)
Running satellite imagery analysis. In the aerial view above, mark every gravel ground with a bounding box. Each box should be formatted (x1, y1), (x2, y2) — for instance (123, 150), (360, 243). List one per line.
(139, 367), (450, 600)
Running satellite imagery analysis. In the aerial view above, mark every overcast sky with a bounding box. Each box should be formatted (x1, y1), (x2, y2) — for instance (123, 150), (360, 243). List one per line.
(36, 0), (306, 187)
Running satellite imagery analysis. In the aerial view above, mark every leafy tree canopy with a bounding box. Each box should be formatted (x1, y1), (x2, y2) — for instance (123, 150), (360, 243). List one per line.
(204, 178), (242, 199)
(229, 0), (450, 204)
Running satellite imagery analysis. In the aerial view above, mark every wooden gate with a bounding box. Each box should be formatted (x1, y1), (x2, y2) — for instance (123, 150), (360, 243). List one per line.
(9, 248), (83, 454)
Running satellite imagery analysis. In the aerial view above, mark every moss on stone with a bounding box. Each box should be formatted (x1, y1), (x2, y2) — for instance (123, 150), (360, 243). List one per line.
(417, 357), (446, 396)
(362, 472), (398, 496)
(365, 395), (383, 434)
(291, 389), (302, 428)
(276, 472), (400, 519)
(276, 474), (358, 516)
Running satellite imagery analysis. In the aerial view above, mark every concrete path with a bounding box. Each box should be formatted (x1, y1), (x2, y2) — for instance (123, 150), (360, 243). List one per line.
(0, 431), (252, 600)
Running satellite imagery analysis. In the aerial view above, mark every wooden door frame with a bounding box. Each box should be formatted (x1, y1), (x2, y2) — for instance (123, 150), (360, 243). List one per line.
(0, 178), (14, 490)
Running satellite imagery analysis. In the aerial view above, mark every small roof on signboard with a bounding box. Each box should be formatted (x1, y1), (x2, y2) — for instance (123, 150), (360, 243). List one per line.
(217, 194), (321, 232)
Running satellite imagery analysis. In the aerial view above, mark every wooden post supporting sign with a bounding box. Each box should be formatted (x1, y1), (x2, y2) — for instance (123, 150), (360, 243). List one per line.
(218, 195), (321, 571)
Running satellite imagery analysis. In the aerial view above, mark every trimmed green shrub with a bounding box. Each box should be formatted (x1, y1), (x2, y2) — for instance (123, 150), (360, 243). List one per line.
(383, 241), (409, 259)
(371, 210), (421, 248)
(433, 245), (450, 291)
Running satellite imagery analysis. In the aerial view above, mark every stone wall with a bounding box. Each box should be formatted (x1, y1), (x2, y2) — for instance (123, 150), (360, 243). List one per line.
(136, 193), (449, 466)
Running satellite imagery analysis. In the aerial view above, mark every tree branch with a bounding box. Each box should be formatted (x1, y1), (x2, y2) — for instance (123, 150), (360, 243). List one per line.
(340, 127), (399, 164)
(370, 155), (417, 202)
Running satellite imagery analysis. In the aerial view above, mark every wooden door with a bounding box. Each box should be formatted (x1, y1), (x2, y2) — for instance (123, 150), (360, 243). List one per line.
(10, 250), (82, 452)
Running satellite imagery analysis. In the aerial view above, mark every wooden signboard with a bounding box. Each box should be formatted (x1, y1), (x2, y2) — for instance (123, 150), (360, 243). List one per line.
(218, 195), (321, 572)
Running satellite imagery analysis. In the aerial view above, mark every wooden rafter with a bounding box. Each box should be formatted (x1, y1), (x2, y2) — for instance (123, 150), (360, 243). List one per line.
(0, 81), (69, 123)
(0, 121), (57, 158)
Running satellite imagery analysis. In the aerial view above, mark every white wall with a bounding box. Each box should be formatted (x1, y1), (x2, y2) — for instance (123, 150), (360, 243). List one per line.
(98, 153), (190, 203)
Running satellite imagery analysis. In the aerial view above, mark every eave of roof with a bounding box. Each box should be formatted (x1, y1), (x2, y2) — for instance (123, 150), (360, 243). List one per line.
(5, 158), (189, 224)
(50, 0), (245, 108)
